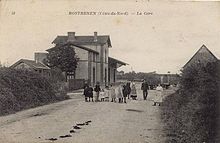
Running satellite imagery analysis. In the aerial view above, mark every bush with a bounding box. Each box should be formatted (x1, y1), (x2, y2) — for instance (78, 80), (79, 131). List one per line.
(47, 67), (69, 100)
(0, 83), (20, 114)
(0, 68), (69, 116)
(161, 62), (220, 143)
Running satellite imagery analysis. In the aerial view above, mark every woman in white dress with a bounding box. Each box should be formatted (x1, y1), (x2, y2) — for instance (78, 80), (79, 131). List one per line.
(110, 85), (116, 102)
(130, 82), (137, 100)
(104, 86), (110, 101)
(153, 84), (163, 106)
(115, 84), (123, 103)
(100, 89), (105, 102)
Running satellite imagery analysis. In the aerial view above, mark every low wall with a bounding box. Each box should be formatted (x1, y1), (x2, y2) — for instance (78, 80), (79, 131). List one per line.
(68, 79), (85, 91)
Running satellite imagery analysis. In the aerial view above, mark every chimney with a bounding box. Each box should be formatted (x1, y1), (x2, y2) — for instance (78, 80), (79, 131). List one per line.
(94, 32), (98, 42)
(35, 52), (48, 63)
(67, 32), (76, 42)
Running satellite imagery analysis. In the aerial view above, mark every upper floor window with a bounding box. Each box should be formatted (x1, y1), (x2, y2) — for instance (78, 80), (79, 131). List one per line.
(93, 53), (96, 62)
(67, 71), (75, 79)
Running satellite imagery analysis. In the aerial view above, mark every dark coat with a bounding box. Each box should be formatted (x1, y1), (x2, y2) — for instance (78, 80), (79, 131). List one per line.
(141, 82), (149, 91)
(94, 85), (101, 92)
(84, 87), (93, 98)
(126, 83), (131, 94)
(87, 87), (93, 98)
(122, 85), (130, 97)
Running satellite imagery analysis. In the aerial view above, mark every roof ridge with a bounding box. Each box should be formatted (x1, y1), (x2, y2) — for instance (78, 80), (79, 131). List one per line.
(11, 59), (50, 70)
(57, 35), (109, 37)
(183, 44), (218, 68)
(20, 59), (34, 61)
(47, 42), (99, 54)
(199, 44), (217, 58)
(52, 34), (112, 47)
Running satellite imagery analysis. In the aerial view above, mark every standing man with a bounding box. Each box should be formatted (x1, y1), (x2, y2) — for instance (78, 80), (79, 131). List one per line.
(141, 79), (149, 100)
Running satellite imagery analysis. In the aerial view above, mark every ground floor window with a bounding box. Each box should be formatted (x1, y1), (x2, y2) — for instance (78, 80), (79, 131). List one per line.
(108, 68), (110, 83)
(105, 68), (107, 85)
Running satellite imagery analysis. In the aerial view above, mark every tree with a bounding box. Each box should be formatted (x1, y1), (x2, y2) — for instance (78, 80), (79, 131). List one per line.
(45, 43), (79, 80)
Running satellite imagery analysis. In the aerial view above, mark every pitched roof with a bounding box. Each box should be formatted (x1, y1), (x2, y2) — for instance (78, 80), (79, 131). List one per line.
(109, 57), (127, 66)
(10, 59), (50, 70)
(183, 44), (218, 68)
(46, 42), (99, 54)
(52, 35), (112, 47)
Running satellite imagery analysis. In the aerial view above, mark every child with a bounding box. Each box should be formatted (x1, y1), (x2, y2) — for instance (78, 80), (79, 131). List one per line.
(130, 82), (137, 100)
(100, 89), (105, 102)
(104, 86), (110, 102)
(83, 85), (89, 102)
(87, 86), (94, 102)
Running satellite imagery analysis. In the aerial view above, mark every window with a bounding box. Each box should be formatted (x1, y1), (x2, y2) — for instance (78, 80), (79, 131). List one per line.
(93, 53), (96, 62)
(67, 72), (75, 79)
(108, 68), (110, 83)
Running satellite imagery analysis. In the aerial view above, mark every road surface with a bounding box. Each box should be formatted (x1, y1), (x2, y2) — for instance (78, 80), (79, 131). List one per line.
(0, 83), (175, 143)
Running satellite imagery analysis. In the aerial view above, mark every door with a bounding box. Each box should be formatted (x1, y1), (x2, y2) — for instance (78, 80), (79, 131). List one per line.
(105, 68), (107, 86)
(93, 67), (95, 86)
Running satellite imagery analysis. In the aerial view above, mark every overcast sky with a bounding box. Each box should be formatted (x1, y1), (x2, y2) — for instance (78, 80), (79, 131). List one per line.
(0, 0), (220, 74)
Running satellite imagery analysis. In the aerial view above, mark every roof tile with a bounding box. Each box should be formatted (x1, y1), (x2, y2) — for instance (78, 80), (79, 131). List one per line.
(52, 35), (112, 47)
(10, 59), (50, 70)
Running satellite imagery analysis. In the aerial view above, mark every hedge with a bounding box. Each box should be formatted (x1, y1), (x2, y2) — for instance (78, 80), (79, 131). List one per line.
(0, 68), (69, 116)
(161, 61), (220, 143)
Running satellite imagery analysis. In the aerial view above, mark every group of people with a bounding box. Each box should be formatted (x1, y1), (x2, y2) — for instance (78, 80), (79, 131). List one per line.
(83, 80), (164, 106)
(83, 82), (137, 103)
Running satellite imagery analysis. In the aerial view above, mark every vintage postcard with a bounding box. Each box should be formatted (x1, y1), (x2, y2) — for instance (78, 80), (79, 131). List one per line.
(0, 0), (219, 143)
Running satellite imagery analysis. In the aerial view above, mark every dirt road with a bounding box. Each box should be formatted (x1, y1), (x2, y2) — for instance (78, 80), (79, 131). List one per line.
(0, 83), (175, 143)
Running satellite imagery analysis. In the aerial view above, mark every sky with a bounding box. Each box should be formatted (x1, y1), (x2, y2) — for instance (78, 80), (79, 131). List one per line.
(0, 0), (220, 74)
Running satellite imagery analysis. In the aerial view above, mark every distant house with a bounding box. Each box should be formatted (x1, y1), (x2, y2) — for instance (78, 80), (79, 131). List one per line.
(47, 32), (127, 86)
(158, 74), (180, 85)
(183, 44), (219, 69)
(10, 58), (50, 76)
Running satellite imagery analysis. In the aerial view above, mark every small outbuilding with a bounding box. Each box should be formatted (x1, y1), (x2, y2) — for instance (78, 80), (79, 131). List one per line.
(10, 59), (50, 76)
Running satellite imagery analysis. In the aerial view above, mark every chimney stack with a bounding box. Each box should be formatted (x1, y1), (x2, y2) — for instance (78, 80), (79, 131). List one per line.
(67, 32), (76, 42)
(94, 32), (98, 42)
(35, 52), (48, 63)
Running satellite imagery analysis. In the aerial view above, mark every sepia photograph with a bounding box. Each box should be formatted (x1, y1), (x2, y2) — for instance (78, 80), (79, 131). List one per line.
(0, 0), (220, 142)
